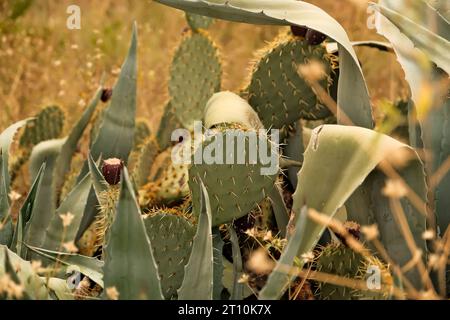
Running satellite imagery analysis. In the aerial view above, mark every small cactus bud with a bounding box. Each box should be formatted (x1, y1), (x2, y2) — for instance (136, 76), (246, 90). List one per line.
(102, 158), (124, 185)
(290, 25), (308, 38)
(305, 29), (327, 45)
(101, 88), (113, 103)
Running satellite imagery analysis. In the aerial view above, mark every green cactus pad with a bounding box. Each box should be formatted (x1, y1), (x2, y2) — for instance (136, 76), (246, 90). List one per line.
(132, 136), (159, 187)
(189, 128), (278, 226)
(19, 105), (65, 147)
(143, 211), (196, 299)
(169, 31), (222, 130)
(185, 12), (213, 31)
(244, 32), (333, 133)
(134, 119), (151, 148)
(315, 243), (391, 300)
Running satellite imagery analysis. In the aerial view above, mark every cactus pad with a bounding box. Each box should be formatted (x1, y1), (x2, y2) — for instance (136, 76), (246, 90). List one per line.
(169, 31), (222, 130)
(244, 31), (333, 133)
(19, 105), (65, 147)
(185, 12), (213, 31)
(134, 119), (151, 148)
(189, 128), (278, 226)
(143, 211), (196, 299)
(315, 243), (391, 300)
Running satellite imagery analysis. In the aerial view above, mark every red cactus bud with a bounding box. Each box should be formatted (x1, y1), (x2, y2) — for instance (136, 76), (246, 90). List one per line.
(101, 88), (113, 103)
(305, 29), (327, 45)
(290, 25), (308, 38)
(102, 158), (124, 185)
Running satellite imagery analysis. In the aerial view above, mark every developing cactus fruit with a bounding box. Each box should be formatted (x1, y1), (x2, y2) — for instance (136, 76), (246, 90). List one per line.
(0, 0), (448, 302)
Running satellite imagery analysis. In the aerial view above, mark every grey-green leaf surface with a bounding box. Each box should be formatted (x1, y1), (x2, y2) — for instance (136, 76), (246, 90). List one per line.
(259, 206), (308, 300)
(262, 125), (427, 297)
(372, 2), (450, 74)
(25, 245), (104, 287)
(0, 120), (29, 246)
(156, 0), (373, 128)
(103, 168), (163, 300)
(268, 185), (289, 238)
(41, 173), (92, 252)
(24, 139), (65, 256)
(78, 24), (137, 180)
(178, 179), (213, 300)
(213, 227), (224, 300)
(0, 245), (49, 299)
(227, 225), (243, 300)
(10, 163), (45, 256)
(54, 86), (103, 192)
(87, 153), (108, 198)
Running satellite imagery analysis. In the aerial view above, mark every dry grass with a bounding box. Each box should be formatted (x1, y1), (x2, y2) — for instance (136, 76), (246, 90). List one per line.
(0, 0), (408, 132)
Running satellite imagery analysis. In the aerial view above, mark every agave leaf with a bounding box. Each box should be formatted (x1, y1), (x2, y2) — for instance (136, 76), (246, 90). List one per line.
(10, 163), (45, 256)
(87, 153), (108, 198)
(262, 125), (427, 297)
(227, 225), (243, 300)
(0, 245), (49, 299)
(372, 3), (450, 74)
(3, 249), (31, 300)
(24, 139), (65, 257)
(41, 173), (92, 252)
(0, 120), (29, 246)
(156, 0), (373, 128)
(381, 0), (449, 40)
(212, 227), (224, 300)
(103, 168), (163, 300)
(268, 185), (289, 238)
(54, 86), (103, 192)
(75, 24), (138, 241)
(259, 206), (308, 299)
(25, 245), (103, 287)
(78, 24), (137, 180)
(374, 1), (449, 241)
(178, 179), (213, 300)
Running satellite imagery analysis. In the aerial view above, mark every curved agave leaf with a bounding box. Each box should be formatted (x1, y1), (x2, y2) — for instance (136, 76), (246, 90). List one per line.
(261, 125), (427, 298)
(326, 41), (394, 54)
(156, 0), (374, 128)
(24, 139), (65, 257)
(259, 206), (308, 300)
(75, 24), (138, 241)
(0, 119), (29, 246)
(26, 245), (103, 287)
(227, 225), (244, 300)
(10, 163), (45, 256)
(87, 153), (107, 198)
(44, 277), (74, 300)
(78, 24), (137, 180)
(41, 173), (92, 252)
(178, 179), (213, 300)
(54, 86), (103, 192)
(0, 245), (49, 299)
(103, 168), (163, 300)
(372, 2), (450, 74)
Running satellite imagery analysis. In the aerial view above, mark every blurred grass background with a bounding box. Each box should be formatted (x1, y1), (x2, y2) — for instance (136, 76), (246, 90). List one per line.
(0, 0), (409, 133)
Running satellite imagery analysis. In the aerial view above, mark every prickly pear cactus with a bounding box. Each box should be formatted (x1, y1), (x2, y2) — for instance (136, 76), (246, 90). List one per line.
(131, 136), (159, 187)
(315, 242), (392, 300)
(243, 30), (334, 134)
(169, 31), (222, 130)
(189, 125), (278, 226)
(143, 210), (196, 299)
(19, 105), (65, 147)
(10, 105), (65, 181)
(185, 12), (213, 31)
(93, 186), (120, 253)
(139, 143), (190, 207)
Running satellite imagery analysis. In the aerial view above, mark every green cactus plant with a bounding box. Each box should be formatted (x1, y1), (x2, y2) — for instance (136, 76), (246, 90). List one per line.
(314, 242), (392, 300)
(143, 210), (196, 299)
(169, 30), (222, 130)
(9, 105), (65, 182)
(242, 30), (335, 135)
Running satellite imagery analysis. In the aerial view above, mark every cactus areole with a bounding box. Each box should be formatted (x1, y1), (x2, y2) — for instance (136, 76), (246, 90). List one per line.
(102, 158), (124, 185)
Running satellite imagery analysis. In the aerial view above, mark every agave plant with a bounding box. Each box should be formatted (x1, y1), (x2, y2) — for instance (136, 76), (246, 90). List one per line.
(0, 0), (449, 300)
